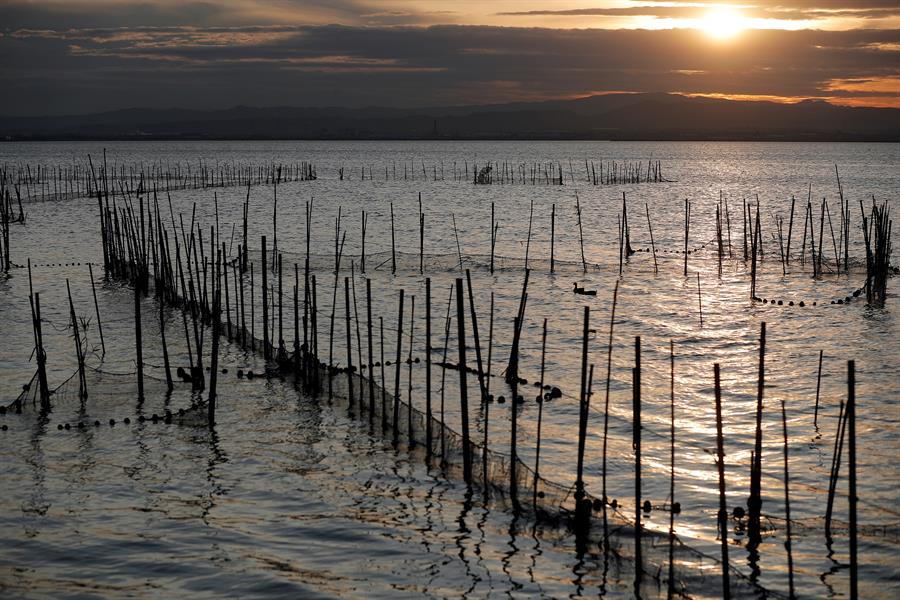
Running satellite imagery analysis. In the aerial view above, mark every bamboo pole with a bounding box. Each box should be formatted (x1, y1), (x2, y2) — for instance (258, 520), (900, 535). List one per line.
(438, 286), (453, 462)
(848, 360), (858, 600)
(88, 263), (105, 356)
(550, 203), (556, 273)
(425, 278), (433, 452)
(65, 279), (87, 399)
(713, 363), (731, 599)
(825, 397), (847, 540)
(748, 322), (766, 547)
(208, 286), (220, 426)
(667, 341), (676, 599)
(367, 279), (376, 418)
(697, 273), (703, 327)
(465, 270), (487, 403)
(780, 395), (795, 599)
(533, 318), (548, 510)
(390, 202), (396, 275)
(159, 283), (173, 391)
(455, 278), (472, 484)
(786, 197), (795, 265)
(633, 335), (643, 592)
(406, 295), (415, 443)
(600, 281), (619, 536)
(344, 277), (354, 408)
(814, 350), (823, 428)
(683, 199), (690, 276)
(645, 203), (658, 273)
(575, 192), (587, 273)
(392, 289), (405, 444)
(575, 306), (591, 530)
(261, 236), (269, 358)
(134, 284), (144, 403)
(419, 193), (424, 274)
(524, 199), (534, 269)
(483, 291), (494, 489)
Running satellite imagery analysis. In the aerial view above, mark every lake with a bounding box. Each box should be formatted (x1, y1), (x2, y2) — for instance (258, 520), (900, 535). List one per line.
(1, 140), (898, 598)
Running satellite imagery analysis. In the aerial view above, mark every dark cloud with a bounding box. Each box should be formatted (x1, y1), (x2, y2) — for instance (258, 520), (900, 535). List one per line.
(1, 23), (899, 115)
(4, 1), (899, 31)
(499, 4), (900, 21)
(0, 0), (374, 29)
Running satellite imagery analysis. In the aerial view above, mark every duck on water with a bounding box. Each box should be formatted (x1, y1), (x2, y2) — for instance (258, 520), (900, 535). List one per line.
(573, 282), (597, 296)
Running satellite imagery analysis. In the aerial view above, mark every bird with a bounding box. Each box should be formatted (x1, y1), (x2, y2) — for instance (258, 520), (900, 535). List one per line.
(573, 282), (597, 296)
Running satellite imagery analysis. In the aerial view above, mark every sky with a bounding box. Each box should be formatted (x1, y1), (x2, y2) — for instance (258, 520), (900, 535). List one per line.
(1, 0), (899, 115)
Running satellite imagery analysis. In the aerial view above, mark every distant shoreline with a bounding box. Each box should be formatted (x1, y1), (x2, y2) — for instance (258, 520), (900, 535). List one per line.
(4, 135), (900, 143)
(3, 93), (899, 144)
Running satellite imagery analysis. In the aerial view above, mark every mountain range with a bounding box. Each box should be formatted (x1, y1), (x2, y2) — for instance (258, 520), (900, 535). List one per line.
(3, 93), (899, 141)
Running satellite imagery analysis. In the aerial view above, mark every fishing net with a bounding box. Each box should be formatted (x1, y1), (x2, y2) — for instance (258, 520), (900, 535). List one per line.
(7, 365), (204, 428)
(7, 211), (887, 598)
(202, 314), (773, 597)
(312, 358), (775, 598)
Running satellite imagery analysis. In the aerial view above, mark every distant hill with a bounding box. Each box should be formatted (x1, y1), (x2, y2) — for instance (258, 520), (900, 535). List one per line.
(2, 93), (899, 141)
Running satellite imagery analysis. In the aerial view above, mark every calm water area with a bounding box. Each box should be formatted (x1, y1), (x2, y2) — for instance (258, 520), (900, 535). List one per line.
(1, 141), (898, 598)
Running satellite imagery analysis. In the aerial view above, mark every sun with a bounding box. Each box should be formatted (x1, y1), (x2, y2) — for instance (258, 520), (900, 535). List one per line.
(699, 7), (746, 40)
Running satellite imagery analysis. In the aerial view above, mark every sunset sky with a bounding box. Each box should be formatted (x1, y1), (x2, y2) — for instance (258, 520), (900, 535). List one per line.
(1, 1), (898, 115)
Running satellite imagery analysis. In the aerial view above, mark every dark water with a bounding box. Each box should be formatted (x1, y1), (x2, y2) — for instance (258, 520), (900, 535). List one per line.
(1, 141), (898, 598)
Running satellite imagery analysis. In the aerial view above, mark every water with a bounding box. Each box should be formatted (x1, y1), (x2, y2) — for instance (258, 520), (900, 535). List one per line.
(1, 141), (898, 598)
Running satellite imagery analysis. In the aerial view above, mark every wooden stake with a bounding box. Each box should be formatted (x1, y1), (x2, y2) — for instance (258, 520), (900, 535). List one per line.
(683, 199), (690, 277)
(367, 278), (376, 419)
(533, 318), (548, 510)
(814, 350), (823, 428)
(455, 278), (472, 484)
(601, 281), (620, 532)
(575, 306), (592, 530)
(425, 278), (433, 452)
(780, 396), (795, 599)
(825, 398), (847, 540)
(490, 202), (495, 275)
(134, 283), (144, 402)
(697, 272), (703, 327)
(381, 316), (388, 431)
(88, 263), (105, 356)
(749, 322), (766, 547)
(392, 289), (404, 444)
(438, 286), (453, 462)
(633, 335), (643, 592)
(65, 279), (87, 399)
(645, 203), (658, 273)
(159, 286), (173, 391)
(344, 277), (354, 408)
(667, 340), (676, 600)
(390, 202), (396, 275)
(483, 292), (494, 488)
(419, 193), (424, 274)
(406, 295), (416, 443)
(848, 360), (858, 600)
(261, 236), (269, 358)
(465, 270), (487, 403)
(575, 192), (587, 273)
(208, 287), (220, 426)
(524, 199), (534, 269)
(550, 203), (556, 273)
(713, 363), (731, 599)
(786, 197), (795, 264)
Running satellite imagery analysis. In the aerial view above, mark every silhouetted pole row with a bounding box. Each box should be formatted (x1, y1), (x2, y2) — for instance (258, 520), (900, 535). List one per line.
(27, 162), (876, 600)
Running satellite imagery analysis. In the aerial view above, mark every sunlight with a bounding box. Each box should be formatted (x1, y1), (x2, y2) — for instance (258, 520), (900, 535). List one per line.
(699, 7), (746, 40)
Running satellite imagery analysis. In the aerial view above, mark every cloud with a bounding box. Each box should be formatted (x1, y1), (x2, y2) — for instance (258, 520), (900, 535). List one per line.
(498, 3), (900, 22)
(0, 0), (378, 29)
(1, 23), (899, 115)
(3, 1), (899, 31)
